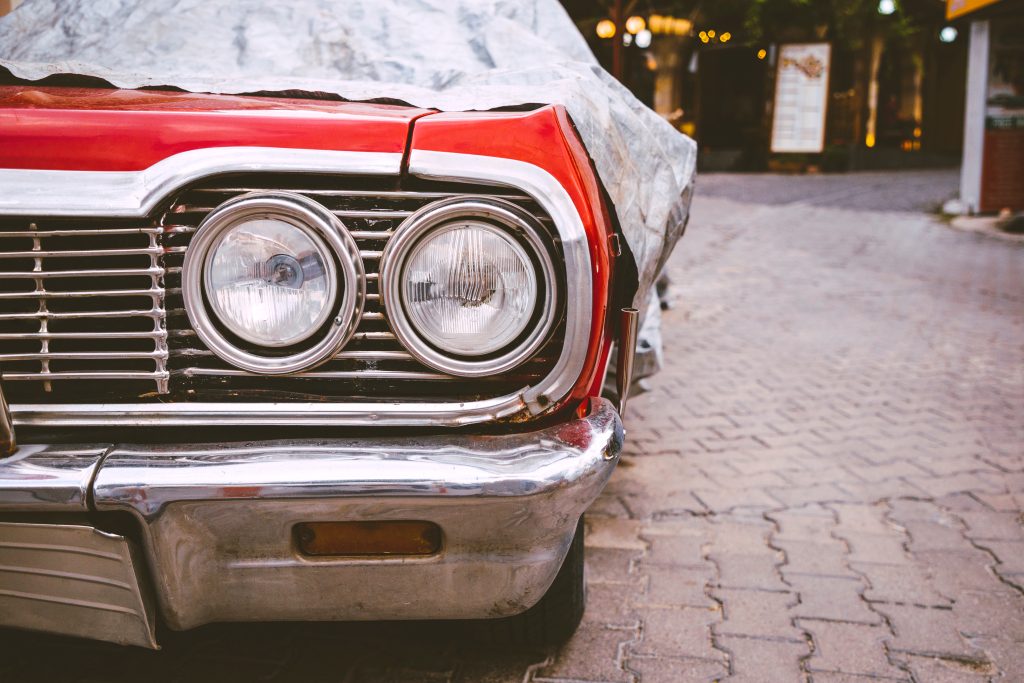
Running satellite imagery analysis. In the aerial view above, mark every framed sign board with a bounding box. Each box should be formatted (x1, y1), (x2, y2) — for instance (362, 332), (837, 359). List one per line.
(770, 43), (831, 154)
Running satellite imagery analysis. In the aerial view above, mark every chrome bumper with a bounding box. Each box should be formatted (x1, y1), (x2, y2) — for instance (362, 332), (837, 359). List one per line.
(0, 397), (622, 647)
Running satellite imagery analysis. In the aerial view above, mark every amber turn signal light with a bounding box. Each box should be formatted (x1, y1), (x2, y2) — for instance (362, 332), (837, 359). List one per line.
(295, 520), (442, 557)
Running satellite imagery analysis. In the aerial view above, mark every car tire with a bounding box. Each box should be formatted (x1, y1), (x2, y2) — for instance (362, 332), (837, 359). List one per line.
(477, 517), (586, 648)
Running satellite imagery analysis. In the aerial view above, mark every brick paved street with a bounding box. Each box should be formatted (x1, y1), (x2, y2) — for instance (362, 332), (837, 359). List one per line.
(2, 170), (1022, 682)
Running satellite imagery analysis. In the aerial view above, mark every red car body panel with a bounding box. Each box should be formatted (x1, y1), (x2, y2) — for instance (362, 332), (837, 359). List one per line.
(0, 86), (430, 171)
(0, 86), (612, 413)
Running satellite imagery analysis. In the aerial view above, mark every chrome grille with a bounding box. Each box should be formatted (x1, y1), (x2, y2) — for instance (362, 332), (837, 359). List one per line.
(0, 218), (168, 397)
(0, 175), (564, 405)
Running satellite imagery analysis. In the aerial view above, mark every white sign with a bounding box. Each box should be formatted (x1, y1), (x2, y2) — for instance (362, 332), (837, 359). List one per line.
(771, 43), (831, 154)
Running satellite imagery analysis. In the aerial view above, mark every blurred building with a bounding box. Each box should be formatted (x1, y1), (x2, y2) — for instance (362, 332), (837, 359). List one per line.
(563, 0), (1020, 180)
(948, 0), (1023, 213)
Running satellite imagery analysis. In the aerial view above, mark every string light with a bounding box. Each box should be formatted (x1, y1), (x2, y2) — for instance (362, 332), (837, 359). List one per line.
(596, 19), (616, 39)
(625, 15), (646, 35)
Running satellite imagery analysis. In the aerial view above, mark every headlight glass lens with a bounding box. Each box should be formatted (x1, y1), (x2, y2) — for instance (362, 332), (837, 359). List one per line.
(206, 218), (336, 347)
(402, 222), (537, 356)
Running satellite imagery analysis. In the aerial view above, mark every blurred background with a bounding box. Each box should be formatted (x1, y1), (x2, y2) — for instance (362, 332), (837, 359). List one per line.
(561, 0), (1021, 214)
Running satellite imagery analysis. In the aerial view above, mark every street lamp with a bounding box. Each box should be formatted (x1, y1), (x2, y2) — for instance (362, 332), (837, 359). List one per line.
(877, 0), (896, 15)
(939, 26), (958, 43)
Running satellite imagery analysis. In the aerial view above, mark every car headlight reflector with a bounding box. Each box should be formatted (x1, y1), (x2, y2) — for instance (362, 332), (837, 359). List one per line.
(206, 217), (335, 347)
(182, 192), (364, 375)
(381, 198), (558, 377)
(402, 222), (537, 356)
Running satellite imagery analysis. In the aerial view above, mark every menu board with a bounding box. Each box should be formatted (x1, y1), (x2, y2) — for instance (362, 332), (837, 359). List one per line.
(770, 43), (831, 154)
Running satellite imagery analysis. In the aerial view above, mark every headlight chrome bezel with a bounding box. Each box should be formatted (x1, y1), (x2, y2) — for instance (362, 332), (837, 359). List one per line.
(380, 197), (559, 378)
(182, 192), (365, 375)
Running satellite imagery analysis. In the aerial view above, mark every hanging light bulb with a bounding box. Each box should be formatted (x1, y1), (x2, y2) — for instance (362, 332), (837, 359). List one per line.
(625, 15), (646, 35)
(596, 19), (616, 39)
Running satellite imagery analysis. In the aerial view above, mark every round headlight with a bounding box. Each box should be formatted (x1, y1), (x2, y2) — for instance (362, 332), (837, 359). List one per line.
(182, 192), (364, 375)
(402, 222), (537, 356)
(205, 217), (336, 347)
(381, 198), (558, 377)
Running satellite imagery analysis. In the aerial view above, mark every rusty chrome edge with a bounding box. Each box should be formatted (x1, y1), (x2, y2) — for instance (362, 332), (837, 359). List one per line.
(615, 307), (640, 417)
(0, 376), (16, 456)
(2, 149), (593, 427)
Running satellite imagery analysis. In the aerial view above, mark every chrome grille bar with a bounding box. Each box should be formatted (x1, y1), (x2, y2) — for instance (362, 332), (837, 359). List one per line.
(0, 268), (163, 279)
(0, 219), (168, 394)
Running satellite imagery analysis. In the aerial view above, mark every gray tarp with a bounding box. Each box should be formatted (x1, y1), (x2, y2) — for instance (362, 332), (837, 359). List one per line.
(0, 0), (695, 369)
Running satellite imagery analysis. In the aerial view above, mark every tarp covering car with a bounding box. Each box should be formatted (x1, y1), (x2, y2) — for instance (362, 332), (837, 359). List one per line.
(0, 0), (696, 374)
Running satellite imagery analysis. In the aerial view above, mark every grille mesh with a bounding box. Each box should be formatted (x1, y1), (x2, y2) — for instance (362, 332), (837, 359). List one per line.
(0, 174), (564, 405)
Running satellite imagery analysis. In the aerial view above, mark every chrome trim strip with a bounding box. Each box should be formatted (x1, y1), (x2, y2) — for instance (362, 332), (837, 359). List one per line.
(0, 148), (403, 217)
(0, 378), (14, 456)
(11, 393), (528, 427)
(407, 150), (593, 414)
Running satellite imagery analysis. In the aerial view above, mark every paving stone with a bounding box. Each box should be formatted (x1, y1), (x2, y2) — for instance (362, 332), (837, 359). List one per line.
(585, 580), (644, 628)
(833, 532), (911, 565)
(533, 621), (636, 683)
(625, 655), (726, 682)
(910, 551), (1014, 596)
(713, 588), (802, 640)
(641, 532), (709, 568)
(768, 484), (854, 507)
(875, 604), (982, 659)
(954, 511), (1024, 541)
(787, 574), (881, 624)
(631, 607), (721, 660)
(710, 552), (789, 591)
(896, 519), (973, 553)
(798, 622), (905, 679)
(893, 654), (996, 683)
(828, 503), (893, 535)
(853, 562), (952, 607)
(692, 487), (783, 512)
(586, 518), (647, 550)
(807, 673), (909, 682)
(774, 539), (859, 579)
(640, 566), (715, 609)
(970, 539), (1024, 575)
(716, 635), (810, 683)
(800, 620), (907, 679)
(586, 547), (643, 584)
(769, 506), (837, 544)
(970, 636), (1024, 681)
(951, 591), (1024, 640)
(907, 473), (1005, 498)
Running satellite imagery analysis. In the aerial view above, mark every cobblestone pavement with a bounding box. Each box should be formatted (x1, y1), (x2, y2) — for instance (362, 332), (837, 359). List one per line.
(2, 170), (1022, 682)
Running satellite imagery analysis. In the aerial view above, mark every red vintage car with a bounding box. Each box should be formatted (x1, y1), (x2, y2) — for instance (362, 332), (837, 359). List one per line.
(0, 85), (640, 648)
